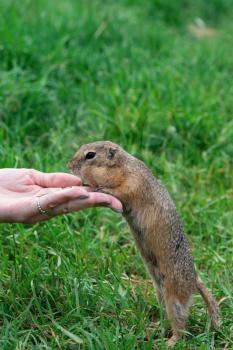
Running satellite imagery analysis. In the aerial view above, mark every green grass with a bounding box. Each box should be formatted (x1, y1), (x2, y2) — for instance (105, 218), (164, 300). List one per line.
(0, 0), (233, 348)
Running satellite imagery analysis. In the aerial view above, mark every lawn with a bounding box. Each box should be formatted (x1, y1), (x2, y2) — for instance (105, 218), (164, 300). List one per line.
(0, 0), (232, 349)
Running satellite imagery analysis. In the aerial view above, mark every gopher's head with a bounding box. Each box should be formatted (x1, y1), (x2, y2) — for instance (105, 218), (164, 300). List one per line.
(69, 141), (130, 198)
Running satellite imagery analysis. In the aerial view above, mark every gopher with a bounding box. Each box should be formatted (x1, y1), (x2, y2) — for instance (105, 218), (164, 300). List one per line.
(69, 140), (219, 347)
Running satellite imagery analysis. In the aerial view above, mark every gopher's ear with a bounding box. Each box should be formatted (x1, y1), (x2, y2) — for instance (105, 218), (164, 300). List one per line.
(107, 147), (117, 159)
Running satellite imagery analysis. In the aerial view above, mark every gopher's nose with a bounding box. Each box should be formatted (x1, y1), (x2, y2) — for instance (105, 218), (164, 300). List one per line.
(68, 159), (76, 171)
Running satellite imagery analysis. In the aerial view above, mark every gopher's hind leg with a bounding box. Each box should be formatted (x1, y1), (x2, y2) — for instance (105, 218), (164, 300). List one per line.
(164, 294), (192, 347)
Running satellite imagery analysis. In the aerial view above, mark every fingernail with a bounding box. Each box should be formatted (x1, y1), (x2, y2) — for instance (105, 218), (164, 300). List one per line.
(111, 208), (123, 214)
(78, 195), (89, 200)
(100, 201), (112, 206)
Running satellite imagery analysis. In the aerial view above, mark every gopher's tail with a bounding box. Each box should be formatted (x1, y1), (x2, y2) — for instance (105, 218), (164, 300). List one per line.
(196, 276), (219, 330)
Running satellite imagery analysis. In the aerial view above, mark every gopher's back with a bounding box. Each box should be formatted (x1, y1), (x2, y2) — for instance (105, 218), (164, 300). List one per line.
(123, 156), (197, 296)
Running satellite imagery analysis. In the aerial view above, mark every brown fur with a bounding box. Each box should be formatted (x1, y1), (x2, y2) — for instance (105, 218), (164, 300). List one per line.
(69, 140), (219, 346)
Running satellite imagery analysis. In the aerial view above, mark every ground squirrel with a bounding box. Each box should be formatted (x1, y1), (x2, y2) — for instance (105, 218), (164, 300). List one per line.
(69, 140), (219, 347)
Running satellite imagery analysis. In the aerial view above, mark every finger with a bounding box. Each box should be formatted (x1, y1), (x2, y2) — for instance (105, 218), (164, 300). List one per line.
(83, 189), (123, 212)
(36, 187), (90, 213)
(35, 187), (61, 196)
(30, 170), (81, 188)
(36, 185), (91, 197)
(51, 192), (123, 215)
(8, 187), (89, 224)
(28, 192), (123, 223)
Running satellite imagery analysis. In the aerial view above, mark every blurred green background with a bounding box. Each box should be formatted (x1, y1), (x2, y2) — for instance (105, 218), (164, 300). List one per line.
(0, 0), (232, 349)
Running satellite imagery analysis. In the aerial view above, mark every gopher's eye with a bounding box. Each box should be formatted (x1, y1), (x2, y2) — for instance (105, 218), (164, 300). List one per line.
(85, 151), (96, 160)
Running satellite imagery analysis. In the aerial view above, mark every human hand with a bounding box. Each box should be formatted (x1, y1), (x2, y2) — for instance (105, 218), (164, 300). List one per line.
(0, 169), (123, 224)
